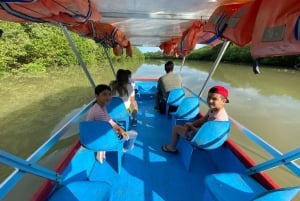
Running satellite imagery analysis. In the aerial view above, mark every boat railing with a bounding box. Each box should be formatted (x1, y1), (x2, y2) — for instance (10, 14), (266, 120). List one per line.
(247, 148), (300, 175)
(0, 150), (62, 182)
(1, 81), (300, 200)
(0, 99), (95, 200)
(184, 86), (300, 177)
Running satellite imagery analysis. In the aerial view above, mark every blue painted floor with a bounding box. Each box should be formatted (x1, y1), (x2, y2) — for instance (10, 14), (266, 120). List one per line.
(60, 96), (221, 201)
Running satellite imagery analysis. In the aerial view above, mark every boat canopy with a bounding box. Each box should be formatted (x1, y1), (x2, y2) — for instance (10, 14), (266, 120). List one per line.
(0, 0), (299, 58)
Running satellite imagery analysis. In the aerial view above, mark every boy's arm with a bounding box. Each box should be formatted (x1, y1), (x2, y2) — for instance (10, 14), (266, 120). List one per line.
(191, 112), (209, 128)
(112, 124), (129, 140)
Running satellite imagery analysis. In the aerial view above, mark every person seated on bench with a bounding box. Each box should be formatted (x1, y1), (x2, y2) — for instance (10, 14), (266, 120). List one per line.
(162, 85), (229, 153)
(87, 84), (138, 163)
(154, 61), (182, 113)
(110, 69), (139, 126)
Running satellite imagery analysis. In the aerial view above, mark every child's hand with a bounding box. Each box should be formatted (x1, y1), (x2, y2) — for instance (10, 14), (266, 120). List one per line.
(121, 131), (129, 140)
(113, 125), (129, 140)
(184, 122), (193, 129)
(118, 127), (129, 140)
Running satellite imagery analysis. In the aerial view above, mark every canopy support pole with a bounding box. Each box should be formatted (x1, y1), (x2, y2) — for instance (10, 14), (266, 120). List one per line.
(102, 45), (116, 78)
(198, 41), (230, 97)
(59, 24), (96, 89)
(179, 57), (186, 73)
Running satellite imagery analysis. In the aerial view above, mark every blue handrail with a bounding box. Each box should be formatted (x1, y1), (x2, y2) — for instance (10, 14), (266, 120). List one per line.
(0, 99), (95, 200)
(1, 80), (300, 201)
(28, 99), (95, 163)
(247, 148), (300, 175)
(0, 150), (61, 182)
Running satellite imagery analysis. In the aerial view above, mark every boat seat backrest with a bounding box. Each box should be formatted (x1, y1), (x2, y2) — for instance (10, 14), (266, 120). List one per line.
(253, 185), (300, 201)
(166, 88), (185, 115)
(79, 121), (122, 151)
(107, 96), (128, 116)
(169, 96), (200, 126)
(190, 120), (231, 150)
(137, 85), (157, 95)
(171, 96), (200, 119)
(166, 88), (185, 107)
(204, 173), (300, 201)
(177, 120), (231, 171)
(79, 121), (123, 174)
(106, 96), (131, 130)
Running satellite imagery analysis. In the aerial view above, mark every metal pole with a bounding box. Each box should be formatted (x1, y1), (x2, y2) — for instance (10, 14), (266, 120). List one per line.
(198, 41), (230, 97)
(102, 45), (116, 78)
(179, 57), (186, 73)
(59, 24), (96, 88)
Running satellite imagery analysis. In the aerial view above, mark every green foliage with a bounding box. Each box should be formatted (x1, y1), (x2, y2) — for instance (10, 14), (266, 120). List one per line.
(144, 51), (164, 59)
(21, 60), (47, 73)
(0, 21), (144, 74)
(145, 43), (300, 68)
(0, 22), (30, 72)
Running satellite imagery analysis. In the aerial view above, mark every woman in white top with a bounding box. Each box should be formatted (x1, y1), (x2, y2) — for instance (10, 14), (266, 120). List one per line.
(126, 69), (135, 90)
(110, 69), (138, 126)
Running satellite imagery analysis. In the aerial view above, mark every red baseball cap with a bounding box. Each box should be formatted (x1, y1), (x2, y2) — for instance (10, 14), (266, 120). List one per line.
(209, 85), (229, 103)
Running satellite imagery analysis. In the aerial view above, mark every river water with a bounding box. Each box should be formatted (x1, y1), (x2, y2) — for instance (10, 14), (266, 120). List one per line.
(1, 60), (300, 199)
(135, 61), (300, 190)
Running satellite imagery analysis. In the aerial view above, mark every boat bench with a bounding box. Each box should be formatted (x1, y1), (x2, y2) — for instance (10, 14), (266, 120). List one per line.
(136, 85), (156, 98)
(177, 121), (231, 171)
(203, 172), (300, 201)
(79, 121), (123, 174)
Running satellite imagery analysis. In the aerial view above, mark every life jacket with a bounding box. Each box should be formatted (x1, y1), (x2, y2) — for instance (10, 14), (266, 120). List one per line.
(203, 0), (259, 47)
(175, 21), (223, 57)
(68, 21), (132, 57)
(159, 38), (181, 56)
(43, 0), (101, 24)
(92, 22), (131, 57)
(196, 28), (223, 47)
(0, 0), (100, 24)
(250, 0), (300, 58)
(175, 21), (203, 57)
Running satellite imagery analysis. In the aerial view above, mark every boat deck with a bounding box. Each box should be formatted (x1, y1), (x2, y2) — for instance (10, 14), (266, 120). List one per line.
(57, 95), (245, 201)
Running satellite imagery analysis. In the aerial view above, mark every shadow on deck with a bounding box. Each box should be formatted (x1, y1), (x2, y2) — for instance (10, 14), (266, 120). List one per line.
(59, 97), (240, 201)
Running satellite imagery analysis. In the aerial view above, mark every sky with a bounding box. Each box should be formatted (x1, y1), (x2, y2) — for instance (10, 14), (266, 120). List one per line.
(137, 46), (160, 53)
(137, 44), (206, 53)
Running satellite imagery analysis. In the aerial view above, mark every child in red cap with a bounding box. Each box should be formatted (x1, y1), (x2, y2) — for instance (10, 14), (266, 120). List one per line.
(162, 85), (229, 153)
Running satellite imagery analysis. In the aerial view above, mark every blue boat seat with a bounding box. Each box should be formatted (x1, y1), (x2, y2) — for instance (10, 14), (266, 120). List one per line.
(166, 88), (185, 116)
(136, 85), (157, 98)
(204, 172), (300, 201)
(79, 121), (123, 174)
(190, 120), (231, 150)
(48, 180), (111, 201)
(178, 121), (231, 170)
(169, 96), (200, 126)
(106, 96), (131, 130)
